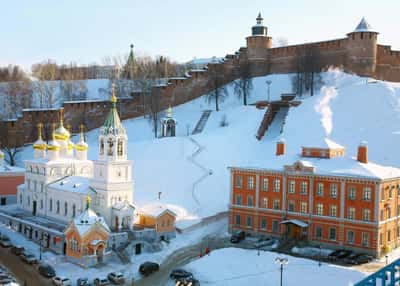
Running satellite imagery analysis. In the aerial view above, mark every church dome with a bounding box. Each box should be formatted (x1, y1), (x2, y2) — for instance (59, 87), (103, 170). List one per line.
(33, 138), (47, 151)
(0, 149), (4, 159)
(47, 139), (61, 151)
(54, 125), (70, 141)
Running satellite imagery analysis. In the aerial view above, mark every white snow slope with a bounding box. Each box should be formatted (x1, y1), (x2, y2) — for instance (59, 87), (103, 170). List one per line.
(16, 69), (400, 226)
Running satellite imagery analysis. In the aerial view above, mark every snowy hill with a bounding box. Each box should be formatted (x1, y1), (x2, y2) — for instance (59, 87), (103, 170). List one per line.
(16, 70), (400, 227)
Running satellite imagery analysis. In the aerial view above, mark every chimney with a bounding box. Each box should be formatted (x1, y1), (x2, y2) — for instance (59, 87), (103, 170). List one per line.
(276, 139), (286, 156)
(357, 141), (368, 164)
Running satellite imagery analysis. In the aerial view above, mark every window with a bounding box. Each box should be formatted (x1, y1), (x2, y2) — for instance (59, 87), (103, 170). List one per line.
(362, 232), (369, 247)
(272, 220), (279, 233)
(100, 139), (104, 155)
(235, 215), (241, 225)
(27, 196), (30, 207)
(260, 218), (267, 230)
(288, 180), (295, 194)
(316, 183), (324, 196)
(273, 199), (280, 210)
(380, 233), (383, 245)
(261, 198), (268, 208)
(247, 196), (254, 207)
(40, 182), (44, 192)
(56, 200), (60, 214)
(362, 209), (371, 221)
(27, 179), (31, 190)
(315, 226), (322, 239)
(64, 202), (68, 216)
(363, 187), (371, 201)
(387, 207), (391, 219)
(261, 178), (268, 191)
(247, 176), (255, 190)
(235, 195), (242, 205)
(300, 181), (308, 195)
(33, 181), (37, 192)
(388, 230), (392, 242)
(273, 179), (281, 192)
(329, 228), (336, 240)
(19, 194), (22, 204)
(40, 199), (43, 210)
(389, 188), (393, 199)
(316, 203), (324, 216)
(235, 175), (243, 188)
(320, 150), (327, 157)
(288, 200), (295, 212)
(246, 216), (252, 228)
(347, 231), (355, 244)
(300, 202), (307, 214)
(49, 199), (53, 212)
(348, 186), (356, 200)
(117, 139), (123, 156)
(380, 210), (385, 220)
(330, 205), (337, 217)
(72, 204), (76, 218)
(348, 207), (356, 220)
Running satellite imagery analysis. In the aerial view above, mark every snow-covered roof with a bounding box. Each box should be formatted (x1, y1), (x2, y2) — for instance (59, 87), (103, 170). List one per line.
(112, 200), (136, 211)
(0, 165), (25, 174)
(71, 208), (110, 237)
(281, 219), (308, 228)
(353, 17), (376, 33)
(139, 203), (177, 218)
(48, 176), (93, 194)
(302, 138), (345, 150)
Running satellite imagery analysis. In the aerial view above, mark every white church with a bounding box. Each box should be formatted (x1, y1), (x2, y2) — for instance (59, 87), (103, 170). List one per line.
(17, 89), (136, 231)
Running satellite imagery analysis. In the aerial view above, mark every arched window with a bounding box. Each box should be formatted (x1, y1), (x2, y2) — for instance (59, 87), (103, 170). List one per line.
(27, 196), (30, 206)
(49, 199), (53, 212)
(107, 138), (114, 156)
(40, 200), (43, 209)
(117, 139), (123, 156)
(100, 138), (104, 155)
(64, 202), (68, 216)
(35, 166), (39, 174)
(19, 194), (22, 204)
(72, 204), (76, 218)
(56, 200), (60, 214)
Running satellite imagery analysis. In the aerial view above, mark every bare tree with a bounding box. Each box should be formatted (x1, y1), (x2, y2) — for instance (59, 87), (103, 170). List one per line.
(0, 121), (22, 166)
(32, 59), (59, 107)
(206, 66), (228, 111)
(59, 62), (88, 101)
(233, 61), (253, 105)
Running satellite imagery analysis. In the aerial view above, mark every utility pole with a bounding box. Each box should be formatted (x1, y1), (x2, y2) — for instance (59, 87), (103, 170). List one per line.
(275, 257), (288, 286)
(266, 80), (272, 102)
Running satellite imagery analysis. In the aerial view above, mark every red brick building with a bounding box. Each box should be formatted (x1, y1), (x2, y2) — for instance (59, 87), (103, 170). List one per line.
(0, 152), (24, 205)
(229, 139), (400, 257)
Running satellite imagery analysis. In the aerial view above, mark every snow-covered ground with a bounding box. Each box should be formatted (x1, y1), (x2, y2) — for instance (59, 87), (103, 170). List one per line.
(165, 248), (367, 286)
(15, 70), (400, 227)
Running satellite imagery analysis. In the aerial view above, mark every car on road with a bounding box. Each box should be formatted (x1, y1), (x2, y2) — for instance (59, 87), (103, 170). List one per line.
(230, 231), (246, 243)
(77, 278), (90, 286)
(175, 277), (200, 286)
(254, 237), (274, 248)
(107, 272), (125, 284)
(327, 249), (353, 261)
(343, 253), (373, 265)
(170, 269), (193, 280)
(10, 245), (25, 256)
(52, 276), (72, 286)
(139, 261), (159, 276)
(93, 277), (110, 286)
(20, 251), (38, 264)
(38, 263), (56, 278)
(0, 236), (12, 248)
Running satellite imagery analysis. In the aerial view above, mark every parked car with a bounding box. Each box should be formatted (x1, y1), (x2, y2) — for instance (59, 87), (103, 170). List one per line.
(343, 253), (373, 265)
(38, 263), (56, 278)
(10, 245), (25, 256)
(52, 276), (72, 286)
(107, 272), (125, 284)
(77, 278), (90, 286)
(0, 236), (12, 248)
(93, 277), (109, 286)
(327, 249), (353, 261)
(170, 269), (193, 280)
(254, 237), (274, 248)
(230, 231), (246, 243)
(139, 262), (160, 276)
(175, 277), (200, 286)
(20, 252), (38, 264)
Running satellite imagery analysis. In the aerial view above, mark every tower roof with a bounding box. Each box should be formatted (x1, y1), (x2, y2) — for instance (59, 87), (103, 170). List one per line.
(101, 84), (126, 136)
(353, 17), (376, 33)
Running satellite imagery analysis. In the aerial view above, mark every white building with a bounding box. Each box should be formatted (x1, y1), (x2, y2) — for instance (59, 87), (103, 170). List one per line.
(17, 90), (136, 231)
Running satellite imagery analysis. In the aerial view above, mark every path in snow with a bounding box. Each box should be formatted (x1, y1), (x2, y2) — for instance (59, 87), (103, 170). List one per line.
(192, 110), (212, 134)
(187, 137), (213, 214)
(264, 107), (289, 140)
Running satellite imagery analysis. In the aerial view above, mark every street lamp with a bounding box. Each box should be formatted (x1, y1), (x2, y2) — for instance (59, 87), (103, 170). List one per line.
(275, 257), (288, 286)
(266, 80), (272, 102)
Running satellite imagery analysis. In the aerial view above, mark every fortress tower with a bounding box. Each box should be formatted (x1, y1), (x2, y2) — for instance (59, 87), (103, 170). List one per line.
(346, 18), (378, 77)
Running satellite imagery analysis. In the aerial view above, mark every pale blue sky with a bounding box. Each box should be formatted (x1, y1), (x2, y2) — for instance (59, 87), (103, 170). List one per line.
(1, 0), (399, 68)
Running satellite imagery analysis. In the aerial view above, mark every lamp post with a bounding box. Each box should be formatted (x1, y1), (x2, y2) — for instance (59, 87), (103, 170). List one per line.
(266, 80), (272, 102)
(275, 257), (288, 286)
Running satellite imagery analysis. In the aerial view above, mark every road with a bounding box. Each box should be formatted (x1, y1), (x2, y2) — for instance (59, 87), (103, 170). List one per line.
(0, 245), (52, 286)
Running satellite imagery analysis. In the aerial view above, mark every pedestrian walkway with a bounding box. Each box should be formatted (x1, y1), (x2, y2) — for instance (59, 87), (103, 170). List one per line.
(192, 110), (212, 134)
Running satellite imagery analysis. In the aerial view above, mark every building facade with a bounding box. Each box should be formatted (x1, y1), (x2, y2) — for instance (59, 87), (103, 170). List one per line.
(0, 151), (24, 205)
(229, 140), (400, 257)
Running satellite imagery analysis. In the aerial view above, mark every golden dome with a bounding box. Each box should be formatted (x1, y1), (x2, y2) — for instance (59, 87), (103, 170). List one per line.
(0, 150), (4, 159)
(48, 123), (61, 151)
(54, 109), (70, 141)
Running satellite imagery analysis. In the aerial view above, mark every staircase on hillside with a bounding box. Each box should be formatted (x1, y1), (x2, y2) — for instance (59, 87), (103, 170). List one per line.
(192, 110), (212, 134)
(256, 105), (280, 140)
(115, 241), (131, 264)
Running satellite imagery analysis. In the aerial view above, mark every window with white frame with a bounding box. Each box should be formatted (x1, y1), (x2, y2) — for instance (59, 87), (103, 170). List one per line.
(235, 195), (242, 205)
(347, 230), (355, 244)
(235, 215), (241, 225)
(261, 198), (268, 208)
(362, 209), (371, 221)
(273, 199), (280, 210)
(330, 205), (337, 217)
(247, 176), (255, 190)
(235, 175), (243, 188)
(288, 180), (295, 194)
(300, 202), (307, 214)
(361, 232), (369, 247)
(348, 207), (356, 220)
(247, 196), (254, 207)
(273, 179), (281, 192)
(261, 178), (268, 191)
(316, 183), (324, 196)
(300, 181), (308, 195)
(315, 226), (322, 239)
(246, 216), (252, 227)
(316, 203), (324, 216)
(288, 200), (295, 212)
(260, 218), (267, 230)
(363, 187), (371, 201)
(348, 186), (356, 200)
(330, 183), (338, 198)
(329, 228), (336, 240)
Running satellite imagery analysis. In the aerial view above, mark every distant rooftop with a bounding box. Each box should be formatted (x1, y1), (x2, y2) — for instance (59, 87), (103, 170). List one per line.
(353, 17), (376, 33)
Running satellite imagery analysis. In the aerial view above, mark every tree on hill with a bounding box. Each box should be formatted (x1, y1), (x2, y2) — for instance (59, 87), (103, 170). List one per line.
(206, 66), (228, 111)
(31, 59), (59, 107)
(234, 61), (253, 106)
